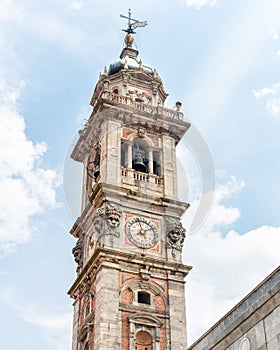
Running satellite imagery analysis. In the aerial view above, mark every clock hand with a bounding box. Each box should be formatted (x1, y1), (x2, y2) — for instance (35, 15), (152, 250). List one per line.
(137, 218), (143, 229)
(136, 218), (147, 235)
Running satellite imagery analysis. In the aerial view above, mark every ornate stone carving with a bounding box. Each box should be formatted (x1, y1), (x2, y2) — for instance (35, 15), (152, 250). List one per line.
(128, 89), (151, 104)
(138, 127), (146, 138)
(166, 218), (186, 257)
(140, 271), (151, 282)
(92, 202), (122, 245)
(72, 233), (84, 273)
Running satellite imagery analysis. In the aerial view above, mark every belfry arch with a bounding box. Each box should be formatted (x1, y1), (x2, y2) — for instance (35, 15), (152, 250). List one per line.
(121, 131), (161, 176)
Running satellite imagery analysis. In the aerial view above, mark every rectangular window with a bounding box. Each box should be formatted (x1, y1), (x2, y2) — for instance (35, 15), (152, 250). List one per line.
(138, 291), (151, 304)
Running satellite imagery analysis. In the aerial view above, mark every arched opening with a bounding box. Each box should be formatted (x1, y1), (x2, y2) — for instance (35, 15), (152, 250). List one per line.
(135, 331), (152, 350)
(128, 313), (163, 350)
(132, 139), (148, 173)
(86, 147), (101, 183)
(92, 150), (100, 180)
(152, 151), (160, 176)
(112, 88), (119, 102)
(121, 137), (162, 180)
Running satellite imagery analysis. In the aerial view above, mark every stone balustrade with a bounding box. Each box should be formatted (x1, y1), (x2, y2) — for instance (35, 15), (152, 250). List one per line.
(121, 167), (162, 185)
(102, 92), (184, 121)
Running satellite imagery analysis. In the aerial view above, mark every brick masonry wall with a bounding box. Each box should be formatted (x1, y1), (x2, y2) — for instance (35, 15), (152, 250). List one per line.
(122, 288), (133, 304)
(155, 295), (165, 311)
(121, 311), (130, 350)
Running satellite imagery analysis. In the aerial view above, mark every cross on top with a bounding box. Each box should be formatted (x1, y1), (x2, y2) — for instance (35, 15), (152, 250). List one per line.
(120, 9), (148, 34)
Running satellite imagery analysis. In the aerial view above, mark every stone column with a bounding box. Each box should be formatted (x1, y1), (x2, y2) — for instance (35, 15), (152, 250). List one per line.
(127, 141), (133, 169)
(148, 149), (153, 174)
(162, 135), (178, 199)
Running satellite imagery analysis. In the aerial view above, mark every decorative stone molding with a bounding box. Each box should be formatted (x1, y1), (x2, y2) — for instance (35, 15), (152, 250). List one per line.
(129, 313), (163, 327)
(92, 202), (122, 246)
(166, 217), (186, 257)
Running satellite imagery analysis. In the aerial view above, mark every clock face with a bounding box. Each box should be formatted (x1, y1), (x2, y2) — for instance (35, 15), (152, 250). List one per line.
(125, 216), (159, 248)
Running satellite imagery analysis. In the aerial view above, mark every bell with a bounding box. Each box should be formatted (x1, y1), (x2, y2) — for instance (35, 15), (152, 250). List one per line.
(93, 166), (100, 180)
(133, 153), (147, 173)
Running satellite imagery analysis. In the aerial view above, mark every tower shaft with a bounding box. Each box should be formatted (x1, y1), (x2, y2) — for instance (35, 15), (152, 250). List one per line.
(68, 25), (192, 350)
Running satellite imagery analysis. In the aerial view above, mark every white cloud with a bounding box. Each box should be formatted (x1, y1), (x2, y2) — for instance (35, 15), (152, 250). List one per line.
(0, 81), (60, 254)
(0, 287), (71, 350)
(253, 82), (280, 118)
(270, 27), (279, 40)
(253, 82), (280, 98)
(184, 176), (280, 344)
(185, 0), (218, 10)
(266, 97), (280, 116)
(70, 0), (83, 10)
(184, 174), (244, 235)
(0, 0), (23, 22)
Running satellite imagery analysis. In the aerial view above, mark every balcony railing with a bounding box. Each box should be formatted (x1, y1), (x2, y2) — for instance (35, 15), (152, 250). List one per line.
(102, 92), (184, 121)
(121, 167), (162, 185)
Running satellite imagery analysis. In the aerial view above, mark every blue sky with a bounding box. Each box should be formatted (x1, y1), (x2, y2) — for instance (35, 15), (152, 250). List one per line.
(0, 0), (280, 349)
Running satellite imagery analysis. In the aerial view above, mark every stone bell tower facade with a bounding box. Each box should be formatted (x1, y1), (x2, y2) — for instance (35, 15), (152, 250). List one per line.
(68, 14), (192, 350)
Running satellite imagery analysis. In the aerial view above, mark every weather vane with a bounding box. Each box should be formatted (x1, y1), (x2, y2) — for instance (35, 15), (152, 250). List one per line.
(120, 9), (148, 34)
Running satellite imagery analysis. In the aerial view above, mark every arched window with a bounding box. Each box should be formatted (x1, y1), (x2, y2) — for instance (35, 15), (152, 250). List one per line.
(135, 331), (152, 350)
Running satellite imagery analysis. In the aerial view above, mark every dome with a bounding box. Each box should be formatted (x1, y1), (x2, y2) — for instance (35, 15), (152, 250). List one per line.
(108, 54), (153, 76)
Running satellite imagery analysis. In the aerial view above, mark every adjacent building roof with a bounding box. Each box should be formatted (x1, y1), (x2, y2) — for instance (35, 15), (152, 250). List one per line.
(188, 266), (280, 350)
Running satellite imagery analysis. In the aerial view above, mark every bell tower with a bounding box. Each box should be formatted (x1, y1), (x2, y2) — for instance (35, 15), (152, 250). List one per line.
(68, 11), (192, 350)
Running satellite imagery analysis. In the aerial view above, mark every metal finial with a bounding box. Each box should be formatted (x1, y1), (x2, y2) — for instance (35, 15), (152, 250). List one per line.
(120, 9), (148, 34)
